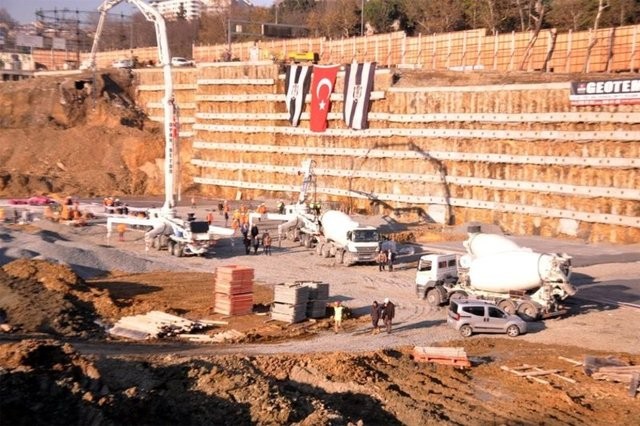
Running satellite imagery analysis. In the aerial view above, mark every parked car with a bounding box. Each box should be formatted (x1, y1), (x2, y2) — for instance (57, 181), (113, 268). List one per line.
(171, 57), (194, 67)
(447, 300), (527, 337)
(9, 195), (57, 206)
(112, 59), (134, 69)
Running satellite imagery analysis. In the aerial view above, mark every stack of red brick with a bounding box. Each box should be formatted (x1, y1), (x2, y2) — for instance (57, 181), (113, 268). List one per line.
(213, 265), (254, 315)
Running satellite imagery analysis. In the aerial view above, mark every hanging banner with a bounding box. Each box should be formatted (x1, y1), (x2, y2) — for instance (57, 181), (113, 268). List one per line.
(284, 64), (312, 126)
(309, 64), (340, 132)
(570, 78), (640, 105)
(343, 62), (376, 130)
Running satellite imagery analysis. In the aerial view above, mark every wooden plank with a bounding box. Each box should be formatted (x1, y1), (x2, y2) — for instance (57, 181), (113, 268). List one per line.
(514, 369), (561, 377)
(559, 356), (583, 366)
(598, 366), (640, 373)
(592, 372), (636, 383)
(629, 373), (639, 397)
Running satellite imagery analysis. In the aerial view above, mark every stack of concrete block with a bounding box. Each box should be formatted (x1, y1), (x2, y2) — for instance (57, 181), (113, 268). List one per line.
(271, 282), (310, 323)
(296, 280), (330, 319)
(214, 265), (254, 316)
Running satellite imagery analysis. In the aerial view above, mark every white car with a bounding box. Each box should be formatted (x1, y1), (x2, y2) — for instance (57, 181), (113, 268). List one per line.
(112, 59), (133, 69)
(171, 57), (194, 67)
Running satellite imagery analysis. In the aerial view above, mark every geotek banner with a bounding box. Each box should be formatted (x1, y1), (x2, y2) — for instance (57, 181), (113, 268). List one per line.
(570, 78), (640, 105)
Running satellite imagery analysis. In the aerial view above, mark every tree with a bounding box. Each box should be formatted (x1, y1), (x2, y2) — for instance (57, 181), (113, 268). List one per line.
(399, 0), (466, 35)
(546, 0), (590, 30)
(197, 12), (227, 45)
(0, 8), (18, 29)
(306, 0), (361, 38)
(462, 0), (521, 34)
(365, 0), (408, 34)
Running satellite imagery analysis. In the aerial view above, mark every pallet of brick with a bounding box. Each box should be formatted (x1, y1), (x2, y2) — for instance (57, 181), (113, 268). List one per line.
(273, 282), (310, 305)
(271, 302), (307, 323)
(412, 346), (471, 368)
(306, 300), (328, 318)
(297, 281), (330, 301)
(215, 265), (254, 295)
(214, 292), (254, 316)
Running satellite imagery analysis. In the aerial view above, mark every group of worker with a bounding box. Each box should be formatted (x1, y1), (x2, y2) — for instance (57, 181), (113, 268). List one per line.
(376, 236), (398, 272)
(238, 221), (273, 255)
(44, 196), (90, 225)
(332, 297), (396, 335)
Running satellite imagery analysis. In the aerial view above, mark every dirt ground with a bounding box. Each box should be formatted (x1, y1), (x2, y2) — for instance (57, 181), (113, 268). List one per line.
(1, 233), (639, 425)
(1, 71), (640, 425)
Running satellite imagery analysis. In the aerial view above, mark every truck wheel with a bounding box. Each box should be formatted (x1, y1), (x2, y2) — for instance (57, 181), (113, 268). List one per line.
(517, 302), (539, 322)
(343, 251), (355, 266)
(498, 299), (517, 315)
(321, 244), (331, 258)
(449, 291), (468, 302)
(506, 324), (521, 337)
(426, 288), (443, 306)
(459, 325), (473, 338)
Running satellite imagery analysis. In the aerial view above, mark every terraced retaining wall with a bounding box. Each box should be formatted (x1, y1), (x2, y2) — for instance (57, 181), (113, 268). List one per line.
(134, 63), (639, 244)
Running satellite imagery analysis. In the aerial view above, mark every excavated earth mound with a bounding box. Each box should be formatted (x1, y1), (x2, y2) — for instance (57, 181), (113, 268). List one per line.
(0, 71), (164, 198)
(0, 259), (115, 337)
(1, 338), (639, 425)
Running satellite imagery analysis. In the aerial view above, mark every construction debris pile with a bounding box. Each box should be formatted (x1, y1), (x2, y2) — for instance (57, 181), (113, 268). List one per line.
(108, 310), (211, 340)
(585, 356), (640, 397)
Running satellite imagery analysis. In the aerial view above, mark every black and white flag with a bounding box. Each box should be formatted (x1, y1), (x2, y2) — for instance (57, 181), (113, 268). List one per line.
(285, 64), (312, 126)
(343, 62), (376, 130)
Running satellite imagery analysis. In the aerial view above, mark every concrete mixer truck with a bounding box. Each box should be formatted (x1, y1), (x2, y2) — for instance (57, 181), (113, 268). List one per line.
(415, 231), (575, 320)
(282, 210), (380, 266)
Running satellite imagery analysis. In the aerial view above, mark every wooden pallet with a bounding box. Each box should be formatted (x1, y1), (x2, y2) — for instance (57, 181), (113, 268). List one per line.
(412, 346), (471, 368)
(501, 364), (576, 385)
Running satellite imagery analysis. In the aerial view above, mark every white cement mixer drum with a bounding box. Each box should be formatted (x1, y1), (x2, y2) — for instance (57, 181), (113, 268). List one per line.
(468, 251), (554, 292)
(464, 233), (523, 258)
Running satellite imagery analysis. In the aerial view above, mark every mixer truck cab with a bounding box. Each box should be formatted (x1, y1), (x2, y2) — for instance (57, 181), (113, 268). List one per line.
(313, 210), (380, 266)
(415, 254), (459, 304)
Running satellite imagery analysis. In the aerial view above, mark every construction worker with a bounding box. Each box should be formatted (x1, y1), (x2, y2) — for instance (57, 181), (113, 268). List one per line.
(277, 200), (285, 214)
(117, 223), (126, 242)
(206, 210), (214, 225)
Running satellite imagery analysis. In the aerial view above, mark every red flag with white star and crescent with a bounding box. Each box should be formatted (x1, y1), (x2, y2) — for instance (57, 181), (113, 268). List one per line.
(309, 65), (340, 132)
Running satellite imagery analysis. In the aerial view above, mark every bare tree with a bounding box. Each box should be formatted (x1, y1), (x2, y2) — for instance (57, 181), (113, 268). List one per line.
(476, 0), (519, 34)
(582, 0), (609, 72)
(307, 0), (360, 38)
(519, 0), (546, 70)
(401, 0), (465, 34)
(546, 0), (589, 31)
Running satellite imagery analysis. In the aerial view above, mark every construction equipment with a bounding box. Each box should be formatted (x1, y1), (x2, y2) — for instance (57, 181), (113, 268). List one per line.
(259, 160), (379, 265)
(90, 0), (176, 214)
(415, 228), (576, 321)
(91, 1), (233, 254)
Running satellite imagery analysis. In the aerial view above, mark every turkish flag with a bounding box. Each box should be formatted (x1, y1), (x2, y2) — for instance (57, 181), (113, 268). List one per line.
(309, 65), (340, 132)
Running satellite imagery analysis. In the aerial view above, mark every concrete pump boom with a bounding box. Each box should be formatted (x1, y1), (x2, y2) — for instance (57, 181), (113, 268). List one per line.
(90, 0), (177, 214)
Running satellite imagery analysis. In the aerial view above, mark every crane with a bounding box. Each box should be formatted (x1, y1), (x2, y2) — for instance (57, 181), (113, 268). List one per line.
(92, 1), (235, 256)
(90, 0), (177, 214)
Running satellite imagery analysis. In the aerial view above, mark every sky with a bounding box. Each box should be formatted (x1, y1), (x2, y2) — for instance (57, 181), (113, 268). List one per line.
(1, 0), (275, 24)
